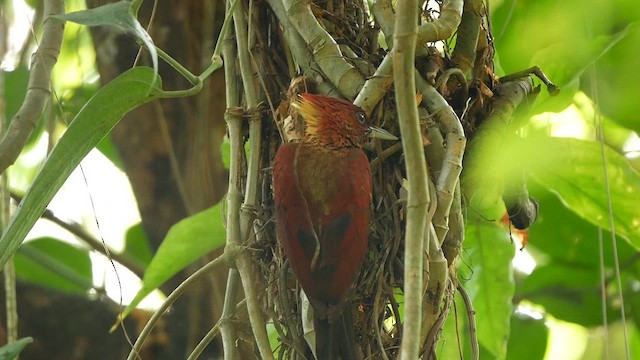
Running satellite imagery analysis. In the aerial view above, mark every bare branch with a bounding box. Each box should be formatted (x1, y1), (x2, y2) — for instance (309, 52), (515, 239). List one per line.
(393, 1), (428, 358)
(0, 0), (64, 175)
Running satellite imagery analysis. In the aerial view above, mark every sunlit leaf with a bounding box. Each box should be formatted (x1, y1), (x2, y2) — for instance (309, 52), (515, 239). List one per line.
(526, 137), (640, 249)
(530, 28), (629, 114)
(121, 203), (227, 319)
(595, 24), (640, 134)
(15, 237), (93, 294)
(52, 1), (158, 82)
(0, 67), (162, 267)
(526, 185), (638, 268)
(519, 263), (619, 326)
(0, 337), (33, 360)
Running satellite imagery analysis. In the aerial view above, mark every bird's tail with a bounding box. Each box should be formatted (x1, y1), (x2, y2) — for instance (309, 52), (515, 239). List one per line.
(314, 308), (358, 360)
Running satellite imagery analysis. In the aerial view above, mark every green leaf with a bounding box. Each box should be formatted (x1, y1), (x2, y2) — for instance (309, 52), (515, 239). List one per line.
(15, 237), (93, 294)
(595, 24), (640, 134)
(459, 217), (515, 360)
(121, 203), (226, 318)
(123, 223), (153, 268)
(527, 185), (638, 268)
(0, 337), (33, 360)
(3, 66), (45, 146)
(96, 135), (124, 170)
(519, 263), (619, 327)
(4, 66), (29, 124)
(462, 109), (526, 219)
(506, 314), (548, 360)
(52, 1), (158, 82)
(526, 137), (640, 249)
(438, 295), (470, 359)
(530, 28), (629, 114)
(0, 67), (162, 268)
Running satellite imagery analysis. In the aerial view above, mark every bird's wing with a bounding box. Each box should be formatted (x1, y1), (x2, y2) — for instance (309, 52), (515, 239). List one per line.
(274, 144), (371, 308)
(311, 149), (372, 303)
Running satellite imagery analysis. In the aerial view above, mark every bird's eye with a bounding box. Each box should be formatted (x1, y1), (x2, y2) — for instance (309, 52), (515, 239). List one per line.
(356, 111), (367, 124)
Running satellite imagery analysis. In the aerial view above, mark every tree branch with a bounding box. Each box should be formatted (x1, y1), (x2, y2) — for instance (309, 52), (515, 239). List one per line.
(281, 0), (365, 99)
(394, 2), (429, 358)
(9, 192), (145, 278)
(0, 0), (64, 175)
(450, 0), (484, 73)
(264, 0), (339, 97)
(229, 3), (274, 359)
(219, 2), (248, 359)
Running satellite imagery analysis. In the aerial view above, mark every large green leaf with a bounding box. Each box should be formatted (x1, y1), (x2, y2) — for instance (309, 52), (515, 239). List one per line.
(438, 294), (468, 358)
(0, 337), (33, 360)
(15, 237), (93, 294)
(595, 24), (640, 134)
(52, 1), (158, 81)
(492, 0), (628, 74)
(492, 0), (640, 133)
(459, 218), (515, 360)
(529, 28), (628, 114)
(506, 314), (548, 360)
(526, 185), (638, 268)
(121, 203), (227, 318)
(0, 67), (162, 267)
(519, 263), (620, 327)
(526, 137), (640, 249)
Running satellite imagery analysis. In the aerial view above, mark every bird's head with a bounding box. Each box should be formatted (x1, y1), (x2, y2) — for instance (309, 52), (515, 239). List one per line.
(292, 93), (396, 147)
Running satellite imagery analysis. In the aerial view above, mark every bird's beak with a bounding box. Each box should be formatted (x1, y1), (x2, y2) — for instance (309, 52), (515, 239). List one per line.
(368, 126), (398, 141)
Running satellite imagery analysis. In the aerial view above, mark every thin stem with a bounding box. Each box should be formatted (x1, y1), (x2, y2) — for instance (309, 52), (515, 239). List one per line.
(2, 258), (17, 344)
(598, 227), (610, 359)
(9, 192), (145, 278)
(433, 133), (466, 243)
(220, 0), (243, 357)
(394, 1), (429, 359)
(499, 66), (559, 95)
(593, 67), (630, 359)
(211, 0), (241, 65)
(156, 47), (200, 86)
(232, 2), (273, 357)
(457, 282), (479, 360)
(187, 317), (223, 360)
(0, 23), (18, 346)
(126, 254), (230, 360)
